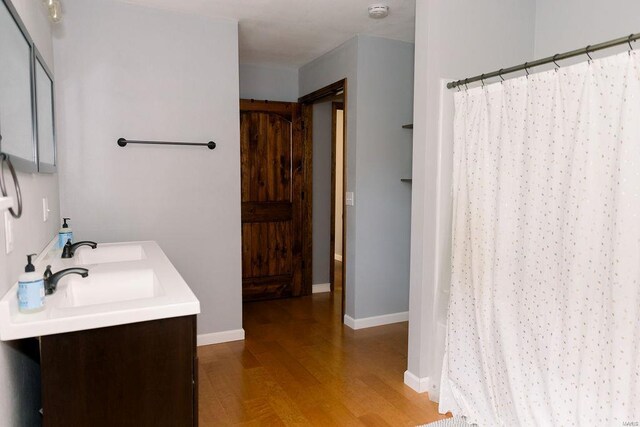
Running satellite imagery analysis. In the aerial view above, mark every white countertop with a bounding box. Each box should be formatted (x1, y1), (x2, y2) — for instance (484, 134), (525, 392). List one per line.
(0, 240), (200, 341)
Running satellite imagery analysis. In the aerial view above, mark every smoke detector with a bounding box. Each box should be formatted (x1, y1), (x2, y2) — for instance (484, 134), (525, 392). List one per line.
(368, 4), (389, 19)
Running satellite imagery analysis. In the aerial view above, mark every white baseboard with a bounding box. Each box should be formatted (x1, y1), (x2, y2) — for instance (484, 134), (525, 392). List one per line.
(404, 370), (430, 393)
(197, 328), (245, 346)
(334, 254), (342, 262)
(343, 311), (409, 330)
(312, 283), (331, 293)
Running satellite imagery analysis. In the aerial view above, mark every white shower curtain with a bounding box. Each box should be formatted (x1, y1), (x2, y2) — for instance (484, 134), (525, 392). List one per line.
(440, 51), (640, 425)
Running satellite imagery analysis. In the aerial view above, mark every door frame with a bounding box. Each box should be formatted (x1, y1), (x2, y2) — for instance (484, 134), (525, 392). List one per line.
(329, 102), (344, 294)
(299, 79), (347, 318)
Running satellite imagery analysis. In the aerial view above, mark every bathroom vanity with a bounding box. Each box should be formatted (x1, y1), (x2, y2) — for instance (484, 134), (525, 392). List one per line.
(40, 315), (197, 426)
(0, 241), (200, 426)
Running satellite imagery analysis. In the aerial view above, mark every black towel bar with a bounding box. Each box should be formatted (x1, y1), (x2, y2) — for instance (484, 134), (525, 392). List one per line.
(117, 138), (216, 150)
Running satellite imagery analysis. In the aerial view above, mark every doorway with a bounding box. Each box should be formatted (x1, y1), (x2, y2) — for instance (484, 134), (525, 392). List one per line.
(238, 80), (347, 319)
(330, 102), (344, 296)
(300, 79), (347, 318)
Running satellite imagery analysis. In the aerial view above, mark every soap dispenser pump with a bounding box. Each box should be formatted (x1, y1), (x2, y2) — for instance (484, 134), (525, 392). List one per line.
(17, 254), (45, 313)
(58, 217), (73, 248)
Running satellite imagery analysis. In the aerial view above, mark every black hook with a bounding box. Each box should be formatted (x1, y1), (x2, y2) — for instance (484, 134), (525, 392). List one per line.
(524, 62), (530, 77)
(480, 74), (486, 87)
(464, 78), (469, 91)
(585, 45), (593, 61)
(457, 81), (461, 92)
(628, 34), (634, 55)
(552, 53), (561, 69)
(498, 68), (505, 83)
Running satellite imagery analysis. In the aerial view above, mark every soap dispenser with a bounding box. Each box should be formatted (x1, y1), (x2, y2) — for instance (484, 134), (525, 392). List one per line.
(58, 217), (73, 249)
(17, 254), (45, 314)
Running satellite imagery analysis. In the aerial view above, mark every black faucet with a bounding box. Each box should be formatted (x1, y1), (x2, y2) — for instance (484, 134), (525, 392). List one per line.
(43, 265), (89, 295)
(61, 241), (98, 259)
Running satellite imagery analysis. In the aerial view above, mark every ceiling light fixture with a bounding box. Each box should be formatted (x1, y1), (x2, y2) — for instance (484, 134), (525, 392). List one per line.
(368, 4), (389, 19)
(42, 0), (62, 23)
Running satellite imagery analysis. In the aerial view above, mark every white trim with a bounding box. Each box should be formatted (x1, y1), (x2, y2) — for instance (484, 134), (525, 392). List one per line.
(404, 370), (430, 393)
(334, 254), (342, 262)
(343, 311), (409, 330)
(312, 283), (331, 293)
(197, 328), (245, 346)
(343, 314), (356, 329)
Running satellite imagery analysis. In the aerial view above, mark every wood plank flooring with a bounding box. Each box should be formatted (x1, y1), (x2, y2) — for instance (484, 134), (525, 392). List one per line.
(198, 262), (450, 426)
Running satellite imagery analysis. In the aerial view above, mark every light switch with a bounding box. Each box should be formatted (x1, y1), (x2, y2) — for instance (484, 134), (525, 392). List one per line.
(4, 212), (13, 254)
(42, 197), (50, 222)
(345, 192), (354, 206)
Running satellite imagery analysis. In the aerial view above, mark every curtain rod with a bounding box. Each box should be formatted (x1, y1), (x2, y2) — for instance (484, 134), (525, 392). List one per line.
(447, 32), (640, 89)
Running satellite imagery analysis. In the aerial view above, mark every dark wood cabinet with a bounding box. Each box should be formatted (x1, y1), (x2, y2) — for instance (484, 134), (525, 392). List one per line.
(40, 315), (197, 427)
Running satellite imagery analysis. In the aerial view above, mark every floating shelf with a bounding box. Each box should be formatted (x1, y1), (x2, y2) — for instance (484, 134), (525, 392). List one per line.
(402, 124), (413, 129)
(401, 179), (412, 183)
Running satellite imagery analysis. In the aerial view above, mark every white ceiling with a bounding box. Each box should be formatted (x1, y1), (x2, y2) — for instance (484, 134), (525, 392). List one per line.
(121, 0), (416, 68)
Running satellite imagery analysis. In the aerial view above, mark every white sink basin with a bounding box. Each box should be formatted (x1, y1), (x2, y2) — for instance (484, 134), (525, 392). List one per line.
(75, 244), (146, 265)
(59, 267), (162, 308)
(0, 240), (199, 341)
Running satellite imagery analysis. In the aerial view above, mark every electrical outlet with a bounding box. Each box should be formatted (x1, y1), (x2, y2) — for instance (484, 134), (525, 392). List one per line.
(42, 197), (50, 222)
(4, 212), (13, 254)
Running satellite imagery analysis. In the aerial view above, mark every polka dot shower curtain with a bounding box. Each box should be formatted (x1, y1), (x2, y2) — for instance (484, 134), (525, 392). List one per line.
(439, 51), (640, 425)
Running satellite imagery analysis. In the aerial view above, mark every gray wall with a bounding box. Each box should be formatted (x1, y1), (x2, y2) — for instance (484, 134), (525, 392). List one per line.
(54, 0), (242, 336)
(300, 36), (359, 316)
(300, 35), (414, 319)
(406, 0), (537, 391)
(239, 64), (298, 102)
(0, 0), (59, 424)
(353, 36), (414, 318)
(534, 0), (640, 58)
(311, 100), (332, 285)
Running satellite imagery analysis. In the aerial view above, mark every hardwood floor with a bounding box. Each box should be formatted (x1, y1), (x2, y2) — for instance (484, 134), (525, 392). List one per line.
(198, 262), (449, 426)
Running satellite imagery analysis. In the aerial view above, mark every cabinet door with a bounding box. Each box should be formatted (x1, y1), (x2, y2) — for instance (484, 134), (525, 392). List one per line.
(41, 316), (197, 427)
(0, 0), (37, 171)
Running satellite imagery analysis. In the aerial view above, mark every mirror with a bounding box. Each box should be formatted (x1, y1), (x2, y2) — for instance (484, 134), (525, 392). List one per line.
(35, 51), (56, 173)
(0, 0), (37, 172)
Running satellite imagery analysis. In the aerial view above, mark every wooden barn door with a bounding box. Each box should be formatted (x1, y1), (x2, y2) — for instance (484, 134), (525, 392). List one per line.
(240, 99), (310, 301)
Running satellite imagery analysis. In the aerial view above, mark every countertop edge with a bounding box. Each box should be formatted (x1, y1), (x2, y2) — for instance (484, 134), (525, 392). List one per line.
(0, 300), (200, 341)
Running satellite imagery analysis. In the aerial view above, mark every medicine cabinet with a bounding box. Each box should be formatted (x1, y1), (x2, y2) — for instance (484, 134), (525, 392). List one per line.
(0, 0), (57, 174)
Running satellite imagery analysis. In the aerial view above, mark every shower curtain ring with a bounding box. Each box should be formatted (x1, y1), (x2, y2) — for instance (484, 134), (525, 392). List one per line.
(585, 45), (593, 62)
(464, 78), (469, 91)
(480, 74), (485, 87)
(552, 54), (561, 70)
(524, 62), (530, 77)
(498, 68), (505, 83)
(628, 34), (634, 55)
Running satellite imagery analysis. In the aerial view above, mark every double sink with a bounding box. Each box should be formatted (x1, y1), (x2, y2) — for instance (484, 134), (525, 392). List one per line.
(0, 240), (200, 341)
